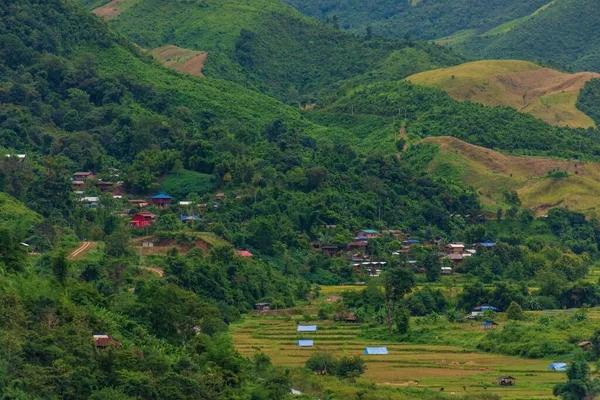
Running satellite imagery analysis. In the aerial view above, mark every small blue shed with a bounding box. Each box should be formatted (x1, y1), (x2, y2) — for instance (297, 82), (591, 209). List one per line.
(364, 347), (388, 355)
(297, 340), (314, 347)
(548, 363), (568, 371)
(297, 325), (317, 332)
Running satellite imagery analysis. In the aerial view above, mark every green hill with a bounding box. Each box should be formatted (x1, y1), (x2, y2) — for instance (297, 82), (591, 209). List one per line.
(456, 0), (600, 73)
(283, 0), (549, 41)
(406, 60), (600, 128)
(81, 0), (464, 100)
(286, 0), (600, 74)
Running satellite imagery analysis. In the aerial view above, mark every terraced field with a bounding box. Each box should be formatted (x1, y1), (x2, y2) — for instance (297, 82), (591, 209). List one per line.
(233, 318), (563, 398)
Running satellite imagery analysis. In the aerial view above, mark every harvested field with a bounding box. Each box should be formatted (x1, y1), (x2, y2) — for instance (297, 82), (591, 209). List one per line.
(422, 136), (600, 214)
(232, 317), (563, 398)
(407, 60), (600, 128)
(150, 45), (208, 77)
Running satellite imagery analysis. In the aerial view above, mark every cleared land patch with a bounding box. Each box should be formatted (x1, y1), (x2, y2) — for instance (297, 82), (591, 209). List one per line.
(407, 60), (600, 128)
(422, 136), (600, 214)
(150, 45), (208, 77)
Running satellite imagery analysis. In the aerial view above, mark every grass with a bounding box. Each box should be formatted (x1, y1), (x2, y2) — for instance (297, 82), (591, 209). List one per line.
(0, 192), (42, 237)
(406, 60), (600, 128)
(481, 0), (558, 37)
(421, 136), (600, 214)
(196, 232), (229, 247)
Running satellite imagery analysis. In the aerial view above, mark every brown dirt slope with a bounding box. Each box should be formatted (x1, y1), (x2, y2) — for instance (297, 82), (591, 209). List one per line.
(407, 60), (600, 128)
(150, 45), (208, 77)
(92, 0), (126, 21)
(422, 136), (600, 215)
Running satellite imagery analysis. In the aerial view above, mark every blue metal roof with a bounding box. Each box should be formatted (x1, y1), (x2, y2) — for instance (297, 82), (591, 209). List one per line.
(479, 242), (496, 247)
(549, 363), (568, 371)
(364, 347), (388, 355)
(355, 236), (368, 240)
(407, 239), (420, 243)
(481, 321), (497, 327)
(362, 229), (378, 233)
(297, 325), (317, 332)
(297, 340), (314, 347)
(152, 194), (173, 199)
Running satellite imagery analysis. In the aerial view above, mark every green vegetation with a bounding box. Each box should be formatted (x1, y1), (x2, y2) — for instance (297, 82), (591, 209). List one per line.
(7, 0), (600, 398)
(283, 0), (549, 41)
(456, 0), (600, 73)
(577, 78), (600, 127)
(83, 0), (463, 100)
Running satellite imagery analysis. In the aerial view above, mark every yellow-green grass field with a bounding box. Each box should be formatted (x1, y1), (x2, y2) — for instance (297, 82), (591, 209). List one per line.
(406, 60), (600, 128)
(233, 317), (564, 399)
(422, 136), (600, 215)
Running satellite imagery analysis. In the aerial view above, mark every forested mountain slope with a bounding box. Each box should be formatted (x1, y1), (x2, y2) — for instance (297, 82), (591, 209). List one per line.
(286, 0), (600, 74)
(81, 0), (464, 100)
(456, 0), (600, 73)
(406, 60), (600, 128)
(283, 0), (549, 40)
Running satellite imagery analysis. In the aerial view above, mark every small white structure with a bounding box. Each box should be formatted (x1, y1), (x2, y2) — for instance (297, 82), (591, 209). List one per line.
(297, 325), (317, 332)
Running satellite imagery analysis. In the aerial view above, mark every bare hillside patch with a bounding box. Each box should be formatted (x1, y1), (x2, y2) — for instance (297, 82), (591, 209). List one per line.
(407, 61), (600, 128)
(150, 45), (208, 77)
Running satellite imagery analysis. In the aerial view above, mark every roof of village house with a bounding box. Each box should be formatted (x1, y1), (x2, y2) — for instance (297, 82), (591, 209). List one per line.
(297, 325), (317, 332)
(179, 201), (193, 205)
(81, 196), (99, 202)
(152, 194), (173, 199)
(364, 347), (388, 355)
(72, 180), (85, 184)
(237, 250), (253, 257)
(447, 254), (463, 260)
(447, 243), (465, 248)
(349, 241), (368, 247)
(578, 341), (592, 347)
(297, 340), (314, 347)
(361, 229), (379, 233)
(476, 242), (497, 247)
(93, 334), (121, 347)
(74, 171), (94, 176)
(181, 215), (201, 221)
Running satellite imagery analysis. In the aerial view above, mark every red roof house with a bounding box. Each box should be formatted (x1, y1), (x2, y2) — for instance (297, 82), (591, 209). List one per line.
(236, 250), (253, 257)
(131, 212), (156, 227)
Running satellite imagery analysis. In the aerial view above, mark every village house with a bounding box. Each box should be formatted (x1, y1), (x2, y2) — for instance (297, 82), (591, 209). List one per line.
(402, 239), (420, 247)
(215, 193), (226, 200)
(129, 199), (149, 208)
(95, 181), (114, 193)
(5, 154), (26, 160)
(71, 180), (85, 190)
(197, 203), (208, 212)
(152, 194), (173, 207)
(179, 201), (193, 206)
(441, 266), (453, 275)
(319, 244), (338, 256)
(578, 341), (593, 351)
(445, 243), (465, 254)
(254, 302), (270, 312)
(73, 171), (96, 181)
(181, 215), (201, 223)
(356, 229), (381, 239)
(93, 334), (122, 348)
(130, 212), (156, 227)
(348, 240), (368, 252)
(336, 311), (357, 323)
(81, 196), (99, 208)
(497, 376), (516, 386)
(446, 253), (463, 265)
(475, 242), (497, 250)
(236, 250), (253, 257)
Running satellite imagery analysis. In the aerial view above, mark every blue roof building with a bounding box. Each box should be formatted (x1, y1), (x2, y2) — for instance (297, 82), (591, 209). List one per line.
(297, 340), (314, 347)
(181, 215), (201, 222)
(364, 347), (388, 355)
(152, 194), (173, 199)
(297, 325), (318, 332)
(548, 363), (568, 371)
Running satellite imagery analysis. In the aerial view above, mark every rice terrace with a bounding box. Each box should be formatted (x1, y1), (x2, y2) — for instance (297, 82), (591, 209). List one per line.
(231, 286), (596, 399)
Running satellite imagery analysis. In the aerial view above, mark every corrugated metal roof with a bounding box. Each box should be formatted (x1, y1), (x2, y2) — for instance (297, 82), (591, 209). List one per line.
(297, 325), (317, 332)
(364, 347), (388, 355)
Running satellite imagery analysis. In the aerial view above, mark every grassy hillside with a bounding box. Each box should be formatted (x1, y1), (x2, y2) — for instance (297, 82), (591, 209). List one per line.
(310, 79), (600, 158)
(456, 0), (600, 73)
(81, 0), (464, 100)
(0, 192), (42, 236)
(423, 136), (600, 214)
(407, 60), (600, 128)
(283, 0), (549, 41)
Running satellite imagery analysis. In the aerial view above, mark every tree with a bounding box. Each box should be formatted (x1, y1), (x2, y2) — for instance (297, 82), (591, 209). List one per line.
(395, 305), (410, 335)
(305, 352), (338, 375)
(52, 250), (70, 285)
(336, 356), (367, 380)
(553, 354), (600, 400)
(506, 301), (524, 320)
(423, 249), (441, 282)
(365, 26), (373, 40)
(384, 268), (415, 334)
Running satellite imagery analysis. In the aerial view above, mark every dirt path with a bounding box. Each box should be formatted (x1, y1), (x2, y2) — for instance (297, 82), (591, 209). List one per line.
(68, 242), (94, 260)
(140, 266), (164, 278)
